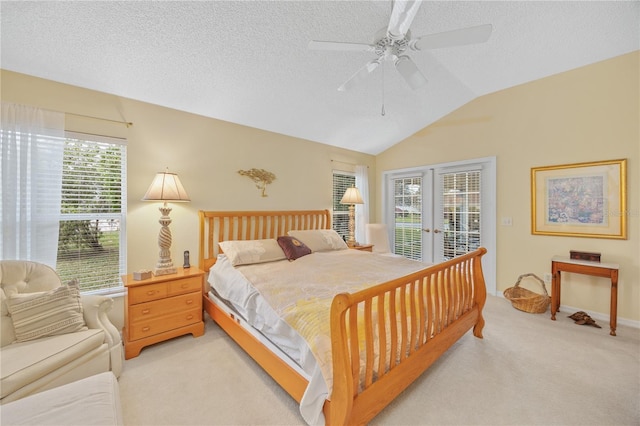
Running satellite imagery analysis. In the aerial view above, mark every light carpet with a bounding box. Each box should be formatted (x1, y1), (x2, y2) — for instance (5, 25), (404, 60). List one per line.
(118, 296), (640, 425)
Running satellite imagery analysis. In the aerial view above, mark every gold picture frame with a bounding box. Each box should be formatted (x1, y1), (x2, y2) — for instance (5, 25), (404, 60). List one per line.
(531, 159), (627, 239)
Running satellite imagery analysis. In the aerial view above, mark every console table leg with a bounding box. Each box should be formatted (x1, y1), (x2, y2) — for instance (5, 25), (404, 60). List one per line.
(610, 270), (618, 336)
(550, 270), (560, 321)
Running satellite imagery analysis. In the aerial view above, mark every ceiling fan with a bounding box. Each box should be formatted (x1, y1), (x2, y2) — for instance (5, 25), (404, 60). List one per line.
(308, 0), (492, 92)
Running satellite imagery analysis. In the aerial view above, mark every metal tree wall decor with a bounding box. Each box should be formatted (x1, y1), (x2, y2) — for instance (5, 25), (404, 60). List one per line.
(238, 168), (276, 197)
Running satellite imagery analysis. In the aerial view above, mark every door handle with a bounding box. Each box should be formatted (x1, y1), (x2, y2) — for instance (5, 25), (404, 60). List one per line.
(423, 228), (430, 233)
(433, 229), (442, 233)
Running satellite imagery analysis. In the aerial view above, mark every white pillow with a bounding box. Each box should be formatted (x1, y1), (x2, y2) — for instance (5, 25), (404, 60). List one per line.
(219, 239), (287, 266)
(287, 229), (348, 252)
(6, 281), (88, 342)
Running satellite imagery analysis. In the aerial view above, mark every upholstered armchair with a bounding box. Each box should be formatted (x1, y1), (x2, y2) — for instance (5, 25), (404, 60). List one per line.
(0, 260), (123, 403)
(365, 223), (403, 257)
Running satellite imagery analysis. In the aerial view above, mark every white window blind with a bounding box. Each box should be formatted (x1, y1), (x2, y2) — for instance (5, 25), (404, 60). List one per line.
(393, 176), (422, 260)
(440, 170), (481, 260)
(332, 171), (355, 241)
(56, 132), (127, 293)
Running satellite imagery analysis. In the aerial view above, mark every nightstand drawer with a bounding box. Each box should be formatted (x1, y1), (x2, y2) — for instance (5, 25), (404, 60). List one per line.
(168, 276), (201, 296)
(129, 292), (202, 323)
(128, 282), (168, 305)
(128, 307), (202, 341)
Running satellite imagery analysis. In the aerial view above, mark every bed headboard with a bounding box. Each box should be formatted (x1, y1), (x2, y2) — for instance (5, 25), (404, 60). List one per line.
(198, 209), (331, 272)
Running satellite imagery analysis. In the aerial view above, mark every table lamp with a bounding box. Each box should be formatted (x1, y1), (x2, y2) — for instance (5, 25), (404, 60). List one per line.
(142, 169), (190, 276)
(340, 186), (364, 247)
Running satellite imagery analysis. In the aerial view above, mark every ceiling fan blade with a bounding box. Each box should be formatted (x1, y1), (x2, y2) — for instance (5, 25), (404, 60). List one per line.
(394, 55), (427, 90)
(387, 0), (423, 40)
(338, 58), (382, 92)
(409, 23), (493, 51)
(308, 40), (375, 52)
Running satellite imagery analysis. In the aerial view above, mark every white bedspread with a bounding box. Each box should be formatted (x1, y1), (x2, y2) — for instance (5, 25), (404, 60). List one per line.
(208, 249), (429, 425)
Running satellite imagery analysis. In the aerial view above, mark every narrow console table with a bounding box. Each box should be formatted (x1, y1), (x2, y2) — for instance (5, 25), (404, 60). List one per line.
(551, 256), (619, 336)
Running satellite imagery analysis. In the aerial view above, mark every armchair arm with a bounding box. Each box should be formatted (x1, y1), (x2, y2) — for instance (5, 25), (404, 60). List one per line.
(81, 294), (123, 377)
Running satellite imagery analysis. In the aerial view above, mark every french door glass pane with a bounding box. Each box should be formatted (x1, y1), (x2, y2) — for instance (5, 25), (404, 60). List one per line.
(441, 170), (481, 260)
(393, 177), (422, 260)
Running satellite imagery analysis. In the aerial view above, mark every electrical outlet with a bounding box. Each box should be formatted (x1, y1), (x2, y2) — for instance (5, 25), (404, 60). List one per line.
(543, 273), (552, 284)
(500, 217), (513, 226)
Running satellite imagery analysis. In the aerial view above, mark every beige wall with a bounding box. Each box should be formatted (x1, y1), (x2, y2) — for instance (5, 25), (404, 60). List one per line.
(1, 70), (376, 273)
(2, 51), (638, 324)
(1, 70), (375, 328)
(376, 52), (639, 323)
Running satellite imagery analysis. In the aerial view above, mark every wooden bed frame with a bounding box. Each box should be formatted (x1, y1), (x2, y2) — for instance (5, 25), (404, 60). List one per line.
(199, 209), (487, 425)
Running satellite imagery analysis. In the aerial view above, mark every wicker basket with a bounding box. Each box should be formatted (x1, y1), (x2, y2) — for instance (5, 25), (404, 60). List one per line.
(503, 273), (550, 314)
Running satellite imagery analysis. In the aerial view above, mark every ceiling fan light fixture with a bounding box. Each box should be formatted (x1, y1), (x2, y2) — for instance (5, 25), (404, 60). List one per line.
(395, 55), (427, 90)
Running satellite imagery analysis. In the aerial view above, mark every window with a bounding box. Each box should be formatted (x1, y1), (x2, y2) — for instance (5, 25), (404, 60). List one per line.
(332, 171), (355, 241)
(56, 132), (127, 293)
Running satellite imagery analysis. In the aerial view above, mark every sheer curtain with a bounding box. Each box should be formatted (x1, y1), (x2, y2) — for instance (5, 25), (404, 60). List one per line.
(355, 165), (369, 244)
(1, 102), (65, 267)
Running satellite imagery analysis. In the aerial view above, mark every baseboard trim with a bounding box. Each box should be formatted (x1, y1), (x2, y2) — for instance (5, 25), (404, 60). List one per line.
(496, 293), (639, 329)
(558, 303), (640, 329)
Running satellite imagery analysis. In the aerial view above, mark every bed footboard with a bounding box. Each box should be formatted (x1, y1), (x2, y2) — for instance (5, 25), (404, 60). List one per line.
(327, 247), (487, 425)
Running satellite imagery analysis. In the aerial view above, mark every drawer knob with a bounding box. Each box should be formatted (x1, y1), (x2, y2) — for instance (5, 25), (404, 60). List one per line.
(186, 315), (194, 320)
(146, 290), (156, 296)
(142, 309), (151, 315)
(186, 300), (193, 305)
(142, 326), (150, 332)
(181, 283), (189, 289)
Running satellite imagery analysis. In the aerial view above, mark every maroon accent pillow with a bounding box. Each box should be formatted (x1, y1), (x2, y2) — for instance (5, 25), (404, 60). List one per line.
(277, 236), (312, 261)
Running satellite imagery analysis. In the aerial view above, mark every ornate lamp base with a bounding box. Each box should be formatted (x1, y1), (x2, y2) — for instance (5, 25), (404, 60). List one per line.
(154, 203), (177, 276)
(346, 204), (357, 247)
(154, 265), (177, 276)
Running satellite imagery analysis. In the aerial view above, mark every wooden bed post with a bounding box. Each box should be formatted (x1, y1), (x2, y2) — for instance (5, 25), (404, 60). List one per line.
(473, 247), (488, 338)
(328, 293), (354, 425)
(198, 210), (206, 274)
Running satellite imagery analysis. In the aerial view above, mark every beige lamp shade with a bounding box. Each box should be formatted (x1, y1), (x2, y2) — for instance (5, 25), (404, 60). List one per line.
(340, 186), (364, 205)
(142, 171), (190, 202)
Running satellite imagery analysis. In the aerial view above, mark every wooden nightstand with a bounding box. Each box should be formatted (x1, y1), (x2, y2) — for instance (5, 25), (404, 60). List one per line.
(351, 244), (373, 252)
(122, 267), (205, 359)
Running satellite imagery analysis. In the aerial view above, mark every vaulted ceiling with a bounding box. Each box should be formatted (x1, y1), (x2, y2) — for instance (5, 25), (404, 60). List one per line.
(1, 1), (638, 155)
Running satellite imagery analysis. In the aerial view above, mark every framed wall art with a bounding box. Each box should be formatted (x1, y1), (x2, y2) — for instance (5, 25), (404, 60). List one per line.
(531, 159), (627, 239)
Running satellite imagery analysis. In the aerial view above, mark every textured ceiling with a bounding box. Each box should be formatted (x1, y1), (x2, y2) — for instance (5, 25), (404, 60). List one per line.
(1, 1), (638, 155)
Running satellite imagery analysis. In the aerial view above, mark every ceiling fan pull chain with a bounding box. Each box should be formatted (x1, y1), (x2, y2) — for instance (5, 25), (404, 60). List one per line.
(381, 63), (386, 116)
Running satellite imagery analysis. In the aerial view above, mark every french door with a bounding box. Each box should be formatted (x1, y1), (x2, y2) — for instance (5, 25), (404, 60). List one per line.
(384, 157), (496, 294)
(434, 167), (482, 263)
